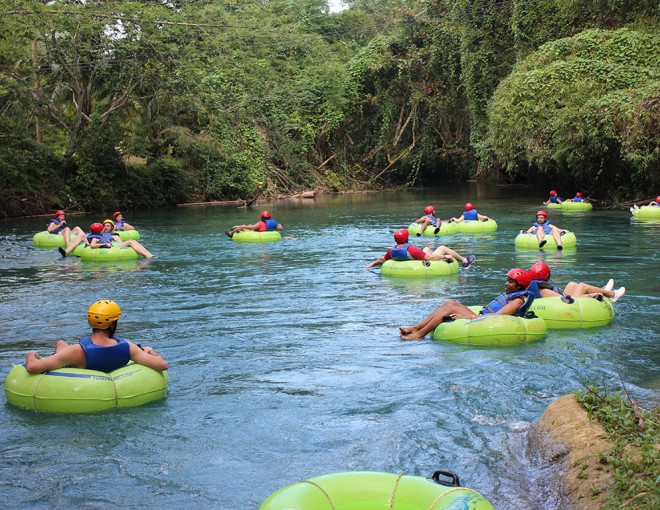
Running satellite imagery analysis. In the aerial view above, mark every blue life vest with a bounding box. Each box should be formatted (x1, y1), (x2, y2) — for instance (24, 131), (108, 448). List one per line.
(573, 196), (583, 202)
(48, 219), (66, 234)
(390, 243), (415, 261)
(533, 221), (552, 234)
(527, 280), (563, 299)
(100, 232), (115, 244)
(114, 220), (125, 229)
(548, 196), (561, 203)
(87, 233), (101, 243)
(258, 219), (279, 231)
(463, 210), (478, 221)
(479, 290), (534, 317)
(79, 336), (130, 372)
(426, 213), (438, 225)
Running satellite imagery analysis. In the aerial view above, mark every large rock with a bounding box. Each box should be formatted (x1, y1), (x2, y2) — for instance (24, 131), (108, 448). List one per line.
(527, 394), (614, 509)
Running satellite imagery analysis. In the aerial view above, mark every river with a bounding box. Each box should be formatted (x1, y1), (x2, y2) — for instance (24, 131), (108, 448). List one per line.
(0, 183), (658, 509)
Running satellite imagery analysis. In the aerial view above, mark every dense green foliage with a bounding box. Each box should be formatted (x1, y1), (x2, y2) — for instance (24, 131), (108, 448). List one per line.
(487, 29), (659, 193)
(576, 386), (659, 509)
(0, 0), (658, 216)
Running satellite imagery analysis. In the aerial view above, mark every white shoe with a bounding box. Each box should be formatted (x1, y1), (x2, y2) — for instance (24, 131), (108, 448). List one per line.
(630, 207), (635, 214)
(603, 279), (614, 291)
(611, 287), (626, 303)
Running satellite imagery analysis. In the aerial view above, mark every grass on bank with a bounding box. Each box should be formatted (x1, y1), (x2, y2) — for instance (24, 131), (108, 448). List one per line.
(576, 385), (660, 509)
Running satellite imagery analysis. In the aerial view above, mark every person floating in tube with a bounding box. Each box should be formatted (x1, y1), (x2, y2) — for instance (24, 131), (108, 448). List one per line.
(526, 262), (625, 302)
(399, 268), (533, 340)
(226, 210), (282, 238)
(543, 190), (564, 205)
(366, 229), (475, 269)
(521, 210), (568, 250)
(449, 202), (491, 223)
(25, 300), (168, 374)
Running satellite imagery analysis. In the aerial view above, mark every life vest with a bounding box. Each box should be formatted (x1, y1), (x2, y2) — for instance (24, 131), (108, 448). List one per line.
(548, 196), (561, 203)
(87, 233), (102, 243)
(48, 219), (66, 234)
(79, 336), (130, 373)
(390, 243), (415, 261)
(533, 221), (552, 234)
(527, 280), (563, 299)
(257, 219), (279, 232)
(114, 220), (125, 229)
(479, 290), (534, 317)
(573, 196), (583, 202)
(99, 232), (115, 244)
(463, 210), (478, 221)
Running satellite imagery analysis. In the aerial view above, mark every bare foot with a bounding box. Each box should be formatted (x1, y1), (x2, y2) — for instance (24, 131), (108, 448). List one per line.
(401, 331), (425, 340)
(399, 326), (416, 335)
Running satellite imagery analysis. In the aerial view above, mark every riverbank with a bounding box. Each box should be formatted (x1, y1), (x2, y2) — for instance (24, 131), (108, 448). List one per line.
(528, 395), (614, 509)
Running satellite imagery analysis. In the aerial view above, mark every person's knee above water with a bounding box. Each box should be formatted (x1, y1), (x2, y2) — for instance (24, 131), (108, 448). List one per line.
(100, 220), (154, 259)
(25, 300), (168, 374)
(523, 210), (567, 249)
(414, 205), (441, 235)
(450, 202), (490, 223)
(47, 210), (85, 245)
(366, 229), (475, 269)
(226, 210), (283, 237)
(526, 262), (625, 303)
(399, 268), (532, 340)
(113, 211), (135, 231)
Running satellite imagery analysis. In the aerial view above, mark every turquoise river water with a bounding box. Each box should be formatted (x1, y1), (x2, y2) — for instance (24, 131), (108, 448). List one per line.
(0, 183), (658, 509)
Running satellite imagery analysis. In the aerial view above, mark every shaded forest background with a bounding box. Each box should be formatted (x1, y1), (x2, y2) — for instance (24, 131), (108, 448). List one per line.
(1, 0), (658, 216)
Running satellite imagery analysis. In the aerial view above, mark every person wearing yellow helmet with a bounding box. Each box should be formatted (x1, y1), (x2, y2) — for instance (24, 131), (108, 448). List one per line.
(96, 220), (155, 259)
(25, 300), (168, 374)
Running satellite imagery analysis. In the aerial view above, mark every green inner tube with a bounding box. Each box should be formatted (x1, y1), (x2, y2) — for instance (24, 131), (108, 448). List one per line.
(432, 306), (547, 345)
(4, 362), (168, 414)
(381, 258), (459, 277)
(232, 230), (282, 243)
(33, 231), (69, 249)
(545, 203), (562, 209)
(514, 231), (577, 249)
(259, 471), (495, 510)
(72, 243), (140, 261)
(633, 205), (660, 219)
(455, 219), (498, 233)
(407, 222), (458, 236)
(528, 296), (614, 329)
(116, 230), (141, 241)
(560, 201), (593, 211)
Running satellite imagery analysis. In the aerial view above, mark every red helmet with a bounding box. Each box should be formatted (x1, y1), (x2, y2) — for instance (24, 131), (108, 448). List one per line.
(424, 206), (434, 214)
(656, 195), (660, 203)
(576, 192), (582, 198)
(549, 190), (557, 196)
(55, 210), (65, 217)
(536, 210), (548, 218)
(261, 211), (271, 219)
(90, 222), (104, 234)
(507, 268), (532, 289)
(528, 262), (551, 281)
(464, 202), (474, 211)
(113, 211), (122, 219)
(394, 229), (409, 243)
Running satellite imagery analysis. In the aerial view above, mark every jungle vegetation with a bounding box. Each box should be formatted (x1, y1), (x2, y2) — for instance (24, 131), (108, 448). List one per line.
(0, 0), (658, 216)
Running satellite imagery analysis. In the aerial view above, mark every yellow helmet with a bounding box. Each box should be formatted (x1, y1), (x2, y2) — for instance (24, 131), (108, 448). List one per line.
(87, 300), (122, 329)
(103, 219), (115, 226)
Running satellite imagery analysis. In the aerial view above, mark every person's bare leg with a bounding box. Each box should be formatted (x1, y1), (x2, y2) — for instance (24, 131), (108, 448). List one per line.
(551, 227), (562, 248)
(419, 218), (431, 235)
(55, 340), (69, 352)
(564, 282), (614, 299)
(433, 246), (466, 263)
(401, 301), (474, 340)
(123, 240), (153, 259)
